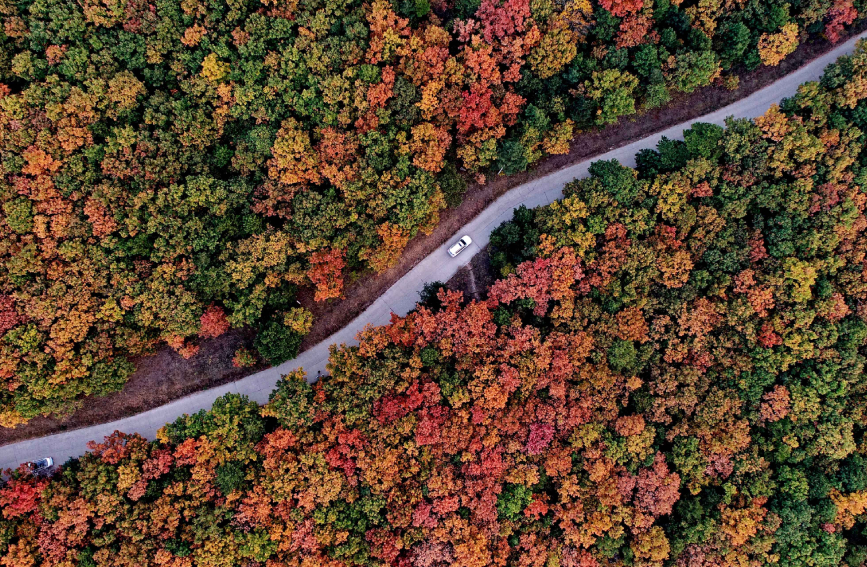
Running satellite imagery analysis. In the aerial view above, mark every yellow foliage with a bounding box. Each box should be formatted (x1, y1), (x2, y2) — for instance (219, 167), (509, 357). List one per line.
(528, 25), (578, 80)
(631, 526), (671, 567)
(542, 120), (575, 155)
(830, 489), (867, 529)
(268, 118), (321, 185)
(720, 501), (767, 547)
(201, 53), (230, 82)
(82, 0), (126, 27)
(283, 307), (314, 335)
(758, 23), (800, 67)
(0, 409), (25, 428)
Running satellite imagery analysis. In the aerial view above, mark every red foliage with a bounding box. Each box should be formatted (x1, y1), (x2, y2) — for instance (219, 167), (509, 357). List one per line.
(759, 385), (791, 423)
(367, 529), (403, 564)
(616, 15), (658, 48)
(0, 476), (47, 519)
(525, 423), (555, 455)
(412, 501), (438, 528)
(374, 380), (426, 423)
(411, 541), (455, 567)
(173, 438), (199, 466)
(634, 453), (681, 519)
(748, 232), (769, 262)
(415, 405), (449, 446)
(560, 548), (599, 567)
(308, 248), (346, 301)
(86, 431), (147, 465)
(458, 85), (495, 134)
(523, 495), (549, 519)
(325, 427), (366, 480)
(757, 323), (783, 348)
(487, 247), (583, 315)
(198, 305), (230, 339)
(477, 0), (531, 42)
(826, 0), (857, 43)
(600, 0), (643, 17)
(141, 448), (174, 480)
(0, 296), (20, 334)
(615, 414), (646, 436)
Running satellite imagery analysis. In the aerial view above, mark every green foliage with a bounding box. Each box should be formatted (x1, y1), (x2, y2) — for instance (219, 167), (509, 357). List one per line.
(438, 162), (468, 208)
(237, 529), (277, 562)
(2, 198), (33, 235)
(165, 539), (192, 558)
(161, 394), (265, 463)
(76, 548), (96, 567)
(265, 370), (316, 430)
(607, 339), (637, 374)
(489, 205), (540, 275)
(254, 318), (304, 366)
(588, 159), (640, 204)
(497, 483), (533, 522)
(644, 84), (672, 109)
(684, 122), (725, 160)
(215, 461), (248, 495)
(718, 22), (752, 69)
(420, 346), (440, 366)
(671, 51), (721, 94)
(497, 139), (529, 175)
(586, 69), (638, 125)
(839, 454), (867, 492)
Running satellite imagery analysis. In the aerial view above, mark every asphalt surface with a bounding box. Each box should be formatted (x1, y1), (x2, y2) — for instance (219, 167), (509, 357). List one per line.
(2, 31), (866, 470)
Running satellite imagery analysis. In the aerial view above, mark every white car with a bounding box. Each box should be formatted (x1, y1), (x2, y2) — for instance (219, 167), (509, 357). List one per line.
(448, 235), (473, 257)
(26, 457), (53, 474)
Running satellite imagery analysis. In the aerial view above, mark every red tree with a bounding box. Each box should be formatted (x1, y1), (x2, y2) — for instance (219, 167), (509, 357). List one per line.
(199, 305), (230, 339)
(307, 248), (346, 301)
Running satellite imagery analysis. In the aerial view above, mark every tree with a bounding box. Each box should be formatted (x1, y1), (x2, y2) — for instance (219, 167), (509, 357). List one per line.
(684, 123), (724, 159)
(600, 0), (643, 18)
(497, 139), (529, 175)
(254, 318), (304, 365)
(308, 249), (346, 302)
(758, 24), (801, 67)
(268, 119), (321, 186)
(410, 123), (451, 173)
(199, 306), (230, 339)
(671, 51), (721, 93)
(585, 69), (639, 125)
(528, 24), (578, 79)
(825, 0), (857, 43)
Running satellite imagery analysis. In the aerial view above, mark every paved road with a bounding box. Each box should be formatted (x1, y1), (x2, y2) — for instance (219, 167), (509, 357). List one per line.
(2, 32), (866, 470)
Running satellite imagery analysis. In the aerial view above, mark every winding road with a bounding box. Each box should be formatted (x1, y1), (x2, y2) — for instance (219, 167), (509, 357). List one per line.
(2, 31), (866, 470)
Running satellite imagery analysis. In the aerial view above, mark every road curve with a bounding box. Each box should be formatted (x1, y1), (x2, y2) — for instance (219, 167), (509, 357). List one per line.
(2, 31), (866, 470)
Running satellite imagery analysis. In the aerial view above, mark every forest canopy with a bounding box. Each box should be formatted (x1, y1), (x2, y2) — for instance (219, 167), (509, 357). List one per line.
(3, 39), (867, 567)
(0, 0), (863, 423)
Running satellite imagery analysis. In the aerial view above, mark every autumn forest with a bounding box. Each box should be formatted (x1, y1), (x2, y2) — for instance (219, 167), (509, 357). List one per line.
(2, 27), (867, 566)
(0, 0), (865, 424)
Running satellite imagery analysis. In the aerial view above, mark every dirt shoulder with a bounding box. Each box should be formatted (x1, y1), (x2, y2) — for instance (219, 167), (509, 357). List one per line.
(2, 24), (864, 446)
(446, 245), (497, 303)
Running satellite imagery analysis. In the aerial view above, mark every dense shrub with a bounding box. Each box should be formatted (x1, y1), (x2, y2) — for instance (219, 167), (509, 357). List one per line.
(253, 318), (304, 366)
